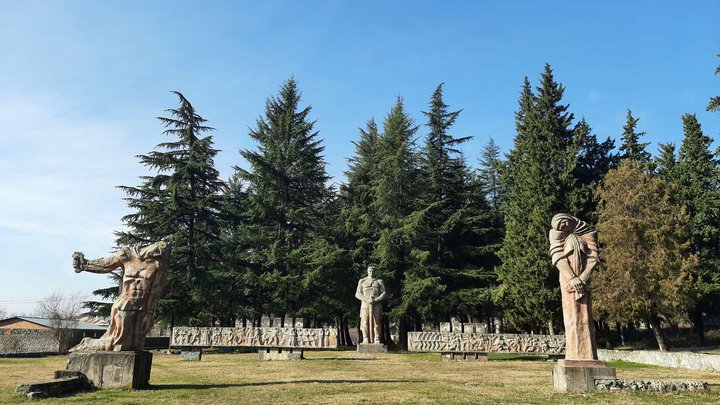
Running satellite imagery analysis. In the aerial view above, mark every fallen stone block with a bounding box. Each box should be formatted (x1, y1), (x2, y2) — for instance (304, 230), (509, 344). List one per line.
(15, 374), (90, 398)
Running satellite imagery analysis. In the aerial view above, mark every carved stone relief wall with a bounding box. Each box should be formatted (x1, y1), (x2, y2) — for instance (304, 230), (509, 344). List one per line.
(171, 327), (338, 349)
(407, 332), (565, 354)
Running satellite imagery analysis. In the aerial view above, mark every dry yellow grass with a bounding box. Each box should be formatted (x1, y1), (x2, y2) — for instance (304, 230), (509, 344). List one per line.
(1, 351), (719, 404)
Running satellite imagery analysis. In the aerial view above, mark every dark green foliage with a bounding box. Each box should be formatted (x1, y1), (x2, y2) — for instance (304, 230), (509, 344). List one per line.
(370, 97), (420, 331)
(619, 110), (652, 165)
(117, 91), (225, 326)
(673, 114), (720, 320)
(497, 66), (579, 333)
(572, 119), (618, 224)
(234, 78), (333, 321)
(339, 119), (382, 275)
(402, 84), (499, 327)
(655, 143), (677, 180)
(478, 137), (505, 213)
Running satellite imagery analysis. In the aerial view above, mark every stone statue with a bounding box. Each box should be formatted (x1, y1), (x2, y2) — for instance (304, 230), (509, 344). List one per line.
(70, 241), (168, 352)
(355, 266), (386, 344)
(549, 213), (599, 360)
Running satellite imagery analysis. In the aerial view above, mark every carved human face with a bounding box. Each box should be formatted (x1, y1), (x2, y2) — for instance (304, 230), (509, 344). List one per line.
(367, 266), (374, 278)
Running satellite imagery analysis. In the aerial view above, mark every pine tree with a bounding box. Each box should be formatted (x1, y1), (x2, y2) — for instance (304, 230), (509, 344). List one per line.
(478, 137), (505, 213)
(619, 110), (652, 165)
(117, 91), (225, 326)
(401, 84), (499, 330)
(572, 119), (618, 224)
(216, 173), (257, 325)
(339, 119), (382, 273)
(497, 66), (579, 333)
(235, 78), (332, 323)
(655, 143), (677, 180)
(594, 160), (698, 351)
(708, 54), (720, 112)
(335, 119), (384, 344)
(371, 96), (420, 348)
(674, 114), (720, 342)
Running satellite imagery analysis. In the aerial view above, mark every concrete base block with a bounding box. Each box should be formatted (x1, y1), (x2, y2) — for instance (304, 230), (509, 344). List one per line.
(258, 348), (303, 361)
(180, 349), (202, 361)
(67, 351), (153, 389)
(553, 359), (616, 393)
(441, 352), (489, 361)
(15, 373), (90, 398)
(357, 343), (387, 354)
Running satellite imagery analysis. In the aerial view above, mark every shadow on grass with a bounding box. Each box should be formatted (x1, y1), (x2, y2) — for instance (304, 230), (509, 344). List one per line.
(306, 357), (387, 361)
(151, 379), (424, 390)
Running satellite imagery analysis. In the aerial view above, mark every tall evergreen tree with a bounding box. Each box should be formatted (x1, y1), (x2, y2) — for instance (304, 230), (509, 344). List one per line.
(478, 137), (505, 213)
(619, 110), (652, 165)
(401, 84), (499, 331)
(674, 114), (720, 341)
(655, 143), (677, 180)
(235, 78), (332, 323)
(339, 119), (382, 273)
(117, 91), (225, 326)
(572, 118), (618, 224)
(371, 97), (420, 348)
(497, 66), (579, 333)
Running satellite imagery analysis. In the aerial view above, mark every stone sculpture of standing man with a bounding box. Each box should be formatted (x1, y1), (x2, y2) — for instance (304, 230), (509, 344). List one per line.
(70, 241), (168, 352)
(355, 266), (386, 349)
(549, 213), (615, 392)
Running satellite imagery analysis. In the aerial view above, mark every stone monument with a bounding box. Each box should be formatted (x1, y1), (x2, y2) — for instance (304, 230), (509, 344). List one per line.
(67, 241), (169, 388)
(549, 214), (615, 392)
(355, 266), (387, 353)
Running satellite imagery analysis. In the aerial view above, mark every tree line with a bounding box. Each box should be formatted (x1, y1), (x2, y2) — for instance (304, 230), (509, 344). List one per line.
(85, 57), (720, 350)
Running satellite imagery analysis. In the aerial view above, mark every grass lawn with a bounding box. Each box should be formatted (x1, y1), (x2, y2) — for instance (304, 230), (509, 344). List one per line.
(1, 350), (719, 404)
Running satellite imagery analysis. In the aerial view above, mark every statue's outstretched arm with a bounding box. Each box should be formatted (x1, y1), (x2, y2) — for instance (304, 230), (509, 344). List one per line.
(73, 250), (127, 274)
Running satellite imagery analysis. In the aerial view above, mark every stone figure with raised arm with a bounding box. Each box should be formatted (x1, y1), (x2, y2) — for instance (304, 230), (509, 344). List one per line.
(549, 213), (599, 360)
(355, 266), (387, 344)
(70, 241), (169, 352)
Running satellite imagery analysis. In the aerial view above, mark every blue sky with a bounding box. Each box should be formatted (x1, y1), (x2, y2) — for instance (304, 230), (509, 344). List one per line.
(1, 0), (718, 315)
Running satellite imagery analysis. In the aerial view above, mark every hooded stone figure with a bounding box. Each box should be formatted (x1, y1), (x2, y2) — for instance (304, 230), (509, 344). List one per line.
(549, 213), (599, 360)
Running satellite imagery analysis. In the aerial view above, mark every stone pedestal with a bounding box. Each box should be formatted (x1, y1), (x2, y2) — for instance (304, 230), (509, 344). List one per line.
(357, 343), (387, 354)
(441, 352), (488, 361)
(66, 351), (153, 389)
(553, 359), (616, 393)
(258, 348), (303, 361)
(180, 349), (202, 361)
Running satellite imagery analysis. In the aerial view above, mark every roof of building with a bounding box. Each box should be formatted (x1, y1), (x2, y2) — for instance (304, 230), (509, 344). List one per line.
(0, 316), (108, 331)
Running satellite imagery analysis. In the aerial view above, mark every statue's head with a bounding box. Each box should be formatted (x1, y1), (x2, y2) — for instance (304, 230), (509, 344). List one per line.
(367, 266), (375, 277)
(551, 213), (577, 233)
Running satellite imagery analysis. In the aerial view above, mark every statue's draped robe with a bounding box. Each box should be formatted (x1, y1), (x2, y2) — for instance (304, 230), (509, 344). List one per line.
(549, 218), (599, 360)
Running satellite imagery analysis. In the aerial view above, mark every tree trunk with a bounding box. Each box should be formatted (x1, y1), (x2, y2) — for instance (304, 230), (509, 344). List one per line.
(649, 317), (668, 352)
(343, 318), (352, 346)
(398, 316), (408, 350)
(548, 319), (555, 335)
(690, 306), (706, 345)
